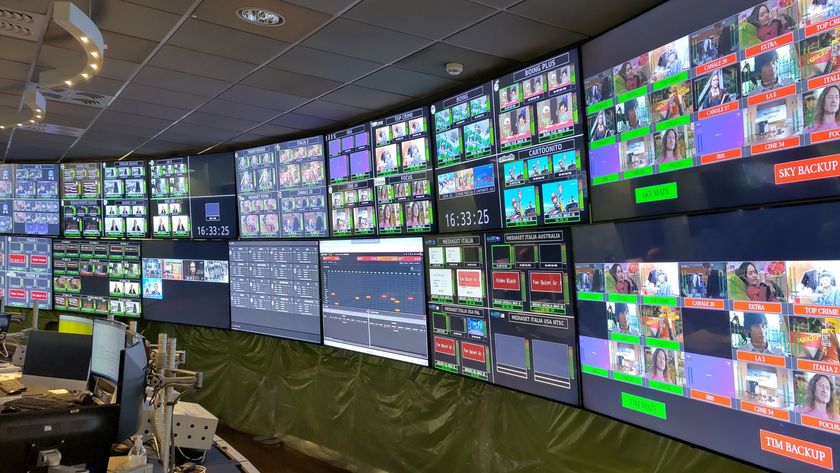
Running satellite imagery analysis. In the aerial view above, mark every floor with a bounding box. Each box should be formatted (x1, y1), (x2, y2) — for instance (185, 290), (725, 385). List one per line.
(216, 424), (349, 473)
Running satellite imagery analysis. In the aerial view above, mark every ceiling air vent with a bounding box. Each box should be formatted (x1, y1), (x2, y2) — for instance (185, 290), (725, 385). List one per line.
(0, 6), (48, 42)
(37, 85), (113, 108)
(20, 122), (85, 137)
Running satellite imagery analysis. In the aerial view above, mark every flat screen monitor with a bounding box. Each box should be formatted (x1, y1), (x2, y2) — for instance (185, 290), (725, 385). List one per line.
(326, 123), (377, 237)
(90, 318), (126, 382)
(370, 107), (436, 235)
(148, 153), (237, 239)
(582, 0), (840, 222)
(425, 230), (579, 403)
(235, 136), (328, 239)
(103, 160), (149, 238)
(0, 163), (60, 236)
(141, 240), (230, 329)
(229, 240), (321, 343)
(22, 330), (92, 392)
(60, 162), (103, 238)
(319, 238), (428, 365)
(0, 236), (52, 309)
(492, 50), (589, 227)
(573, 199), (840, 473)
(432, 82), (503, 233)
(53, 240), (142, 318)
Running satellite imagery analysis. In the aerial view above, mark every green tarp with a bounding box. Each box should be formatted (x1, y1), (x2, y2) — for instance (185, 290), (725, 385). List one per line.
(140, 321), (760, 473)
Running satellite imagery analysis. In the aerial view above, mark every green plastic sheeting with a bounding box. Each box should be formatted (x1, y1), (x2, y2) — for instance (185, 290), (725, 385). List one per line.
(140, 321), (757, 472)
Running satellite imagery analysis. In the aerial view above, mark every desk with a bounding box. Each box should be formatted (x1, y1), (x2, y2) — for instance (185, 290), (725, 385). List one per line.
(109, 436), (259, 473)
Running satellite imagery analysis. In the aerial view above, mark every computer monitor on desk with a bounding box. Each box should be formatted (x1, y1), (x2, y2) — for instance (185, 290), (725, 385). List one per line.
(21, 331), (92, 392)
(0, 404), (119, 473)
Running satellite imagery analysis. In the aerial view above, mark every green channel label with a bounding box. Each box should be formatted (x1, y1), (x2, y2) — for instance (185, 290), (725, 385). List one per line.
(613, 372), (644, 386)
(658, 158), (693, 173)
(655, 114), (691, 132)
(607, 293), (637, 303)
(582, 365), (609, 377)
(645, 338), (681, 351)
(577, 291), (605, 302)
(635, 182), (678, 204)
(617, 86), (647, 104)
(620, 126), (652, 142)
(592, 173), (619, 186)
(590, 135), (617, 150)
(586, 99), (614, 115)
(610, 332), (641, 344)
(623, 166), (654, 179)
(641, 295), (678, 306)
(621, 392), (667, 419)
(648, 380), (684, 396)
(653, 71), (689, 91)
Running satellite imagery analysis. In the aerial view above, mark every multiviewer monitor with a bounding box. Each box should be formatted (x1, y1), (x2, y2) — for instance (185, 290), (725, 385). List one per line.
(149, 153), (237, 239)
(235, 136), (328, 238)
(141, 240), (231, 329)
(0, 236), (52, 309)
(229, 240), (321, 343)
(582, 0), (840, 222)
(0, 163), (60, 236)
(103, 161), (149, 238)
(53, 240), (142, 318)
(319, 238), (429, 365)
(326, 123), (376, 237)
(425, 230), (579, 404)
(574, 199), (840, 473)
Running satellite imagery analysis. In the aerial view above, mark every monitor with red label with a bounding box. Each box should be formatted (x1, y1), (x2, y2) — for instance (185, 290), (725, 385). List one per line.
(582, 0), (840, 222)
(574, 199), (840, 473)
(425, 229), (579, 404)
(0, 236), (52, 309)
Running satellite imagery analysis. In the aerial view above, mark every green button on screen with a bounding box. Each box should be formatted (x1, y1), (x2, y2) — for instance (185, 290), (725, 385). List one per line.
(621, 392), (667, 419)
(635, 182), (678, 204)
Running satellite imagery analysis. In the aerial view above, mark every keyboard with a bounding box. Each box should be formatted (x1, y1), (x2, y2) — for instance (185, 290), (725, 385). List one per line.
(0, 378), (25, 395)
(4, 396), (74, 412)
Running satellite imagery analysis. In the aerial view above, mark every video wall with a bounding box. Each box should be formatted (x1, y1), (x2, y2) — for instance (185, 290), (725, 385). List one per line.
(575, 201), (840, 473)
(0, 163), (60, 236)
(425, 230), (578, 403)
(583, 0), (840, 221)
(53, 240), (141, 318)
(0, 236), (52, 309)
(235, 136), (328, 239)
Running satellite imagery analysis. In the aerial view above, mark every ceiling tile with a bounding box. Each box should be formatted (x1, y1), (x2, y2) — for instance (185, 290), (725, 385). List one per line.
(269, 113), (336, 130)
(282, 0), (357, 14)
(445, 13), (585, 59)
(320, 85), (411, 112)
(3, 0), (51, 14)
(294, 100), (373, 122)
(132, 139), (198, 157)
(345, 0), (494, 40)
(156, 122), (239, 146)
(302, 18), (431, 63)
(468, 0), (521, 7)
(72, 76), (125, 97)
(191, 0), (331, 43)
(198, 99), (281, 123)
(0, 59), (30, 82)
(108, 97), (191, 121)
(354, 67), (460, 97)
(98, 31), (159, 63)
(133, 65), (229, 97)
(396, 43), (516, 82)
(44, 102), (101, 121)
(509, 0), (662, 36)
(168, 19), (290, 65)
(123, 0), (197, 15)
(148, 45), (255, 82)
(98, 57), (143, 82)
(248, 124), (303, 138)
(93, 0), (184, 42)
(242, 68), (342, 98)
(0, 36), (41, 63)
(39, 111), (97, 130)
(269, 46), (382, 82)
(181, 111), (262, 133)
(96, 110), (174, 131)
(219, 84), (310, 112)
(120, 83), (208, 109)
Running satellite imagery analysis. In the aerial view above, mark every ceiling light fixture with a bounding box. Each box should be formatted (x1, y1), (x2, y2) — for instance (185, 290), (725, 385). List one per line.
(0, 84), (46, 129)
(235, 7), (284, 26)
(38, 2), (105, 88)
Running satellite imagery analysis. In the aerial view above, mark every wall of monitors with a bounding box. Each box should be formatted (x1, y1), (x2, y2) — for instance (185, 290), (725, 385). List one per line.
(235, 136), (328, 239)
(229, 240), (321, 343)
(433, 51), (589, 233)
(0, 236), (52, 309)
(574, 200), (840, 473)
(149, 153), (237, 239)
(0, 164), (60, 236)
(53, 240), (141, 318)
(326, 123), (376, 237)
(141, 240), (230, 329)
(425, 230), (579, 404)
(582, 0), (840, 222)
(319, 238), (429, 365)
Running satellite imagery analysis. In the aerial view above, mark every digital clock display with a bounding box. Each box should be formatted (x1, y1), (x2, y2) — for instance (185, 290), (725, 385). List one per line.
(435, 155), (503, 232)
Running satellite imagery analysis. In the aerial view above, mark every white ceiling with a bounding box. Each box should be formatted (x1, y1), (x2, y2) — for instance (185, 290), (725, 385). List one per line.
(0, 0), (663, 162)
